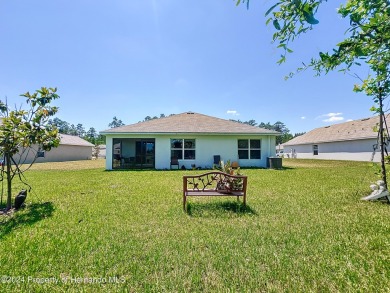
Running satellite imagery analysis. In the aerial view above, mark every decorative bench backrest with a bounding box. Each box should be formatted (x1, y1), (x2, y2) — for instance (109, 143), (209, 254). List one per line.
(183, 171), (247, 194)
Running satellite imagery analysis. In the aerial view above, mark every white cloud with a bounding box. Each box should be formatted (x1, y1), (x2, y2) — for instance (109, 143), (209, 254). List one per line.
(316, 112), (344, 123)
(317, 112), (342, 118)
(300, 116), (306, 120)
(325, 112), (342, 117)
(323, 116), (344, 122)
(227, 110), (239, 116)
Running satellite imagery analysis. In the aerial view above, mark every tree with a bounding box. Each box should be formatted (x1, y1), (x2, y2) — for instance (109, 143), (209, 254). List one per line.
(233, 119), (293, 144)
(273, 121), (293, 144)
(95, 134), (106, 145)
(0, 87), (60, 210)
(108, 116), (125, 128)
(49, 117), (70, 134)
(258, 122), (273, 130)
(237, 0), (390, 195)
(76, 123), (85, 137)
(68, 124), (78, 136)
(294, 132), (306, 138)
(244, 119), (257, 126)
(86, 127), (98, 144)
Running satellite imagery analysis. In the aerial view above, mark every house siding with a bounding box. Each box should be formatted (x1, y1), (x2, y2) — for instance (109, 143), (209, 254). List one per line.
(105, 134), (276, 170)
(15, 144), (93, 164)
(284, 138), (380, 162)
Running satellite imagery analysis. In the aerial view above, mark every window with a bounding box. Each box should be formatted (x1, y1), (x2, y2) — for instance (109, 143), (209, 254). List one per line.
(313, 145), (318, 155)
(238, 139), (261, 159)
(37, 151), (45, 158)
(171, 139), (196, 160)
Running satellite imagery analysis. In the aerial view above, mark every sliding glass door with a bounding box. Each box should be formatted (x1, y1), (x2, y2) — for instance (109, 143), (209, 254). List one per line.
(112, 138), (155, 169)
(135, 140), (155, 168)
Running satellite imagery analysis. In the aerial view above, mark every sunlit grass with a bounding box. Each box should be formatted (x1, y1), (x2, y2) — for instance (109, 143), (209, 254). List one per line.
(0, 159), (389, 292)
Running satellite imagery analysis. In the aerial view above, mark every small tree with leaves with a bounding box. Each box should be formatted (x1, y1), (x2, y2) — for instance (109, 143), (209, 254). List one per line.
(0, 87), (60, 210)
(237, 0), (390, 196)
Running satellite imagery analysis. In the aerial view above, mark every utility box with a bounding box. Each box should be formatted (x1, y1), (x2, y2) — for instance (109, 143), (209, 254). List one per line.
(267, 157), (282, 169)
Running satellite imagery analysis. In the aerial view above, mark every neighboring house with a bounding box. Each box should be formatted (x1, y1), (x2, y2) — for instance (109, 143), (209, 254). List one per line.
(97, 145), (106, 159)
(100, 112), (280, 170)
(16, 134), (94, 164)
(283, 116), (382, 162)
(276, 144), (284, 157)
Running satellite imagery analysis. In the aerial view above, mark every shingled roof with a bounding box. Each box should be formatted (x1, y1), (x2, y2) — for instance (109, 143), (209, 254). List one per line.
(101, 112), (279, 135)
(284, 116), (381, 146)
(60, 134), (94, 147)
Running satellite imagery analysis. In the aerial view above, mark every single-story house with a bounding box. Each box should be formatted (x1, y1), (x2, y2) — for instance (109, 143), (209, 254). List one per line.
(97, 145), (106, 159)
(283, 116), (383, 162)
(17, 134), (94, 164)
(276, 144), (284, 156)
(100, 112), (280, 170)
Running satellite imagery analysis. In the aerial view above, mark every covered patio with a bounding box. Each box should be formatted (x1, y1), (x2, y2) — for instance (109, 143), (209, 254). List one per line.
(112, 138), (155, 169)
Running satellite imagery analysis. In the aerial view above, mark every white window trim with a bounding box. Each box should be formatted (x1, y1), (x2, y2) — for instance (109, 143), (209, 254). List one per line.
(238, 139), (261, 160)
(171, 139), (196, 160)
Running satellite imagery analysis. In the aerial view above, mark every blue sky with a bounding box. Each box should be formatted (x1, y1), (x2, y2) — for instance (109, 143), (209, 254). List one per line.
(0, 0), (375, 134)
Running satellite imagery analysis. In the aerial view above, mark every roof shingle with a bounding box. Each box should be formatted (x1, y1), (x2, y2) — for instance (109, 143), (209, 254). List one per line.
(284, 116), (380, 146)
(60, 134), (94, 147)
(100, 112), (280, 135)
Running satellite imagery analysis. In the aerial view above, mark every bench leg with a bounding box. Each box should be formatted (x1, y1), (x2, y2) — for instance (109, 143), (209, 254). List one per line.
(183, 194), (187, 211)
(243, 194), (246, 206)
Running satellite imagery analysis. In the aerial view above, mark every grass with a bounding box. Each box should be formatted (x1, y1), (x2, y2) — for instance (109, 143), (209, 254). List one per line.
(0, 159), (389, 292)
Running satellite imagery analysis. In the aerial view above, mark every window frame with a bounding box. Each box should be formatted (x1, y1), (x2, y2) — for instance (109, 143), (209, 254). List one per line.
(313, 145), (319, 155)
(238, 139), (261, 160)
(170, 139), (196, 160)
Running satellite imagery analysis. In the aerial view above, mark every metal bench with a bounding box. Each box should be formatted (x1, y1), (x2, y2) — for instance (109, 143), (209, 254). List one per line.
(183, 171), (247, 210)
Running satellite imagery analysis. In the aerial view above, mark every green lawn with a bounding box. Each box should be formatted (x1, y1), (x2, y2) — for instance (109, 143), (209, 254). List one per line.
(0, 159), (389, 292)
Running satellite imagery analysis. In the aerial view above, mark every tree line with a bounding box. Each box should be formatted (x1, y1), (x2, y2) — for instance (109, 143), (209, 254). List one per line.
(49, 114), (304, 146)
(230, 119), (305, 145)
(48, 116), (128, 145)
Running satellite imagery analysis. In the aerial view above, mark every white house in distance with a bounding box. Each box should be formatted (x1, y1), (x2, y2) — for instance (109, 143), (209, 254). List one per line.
(283, 116), (382, 162)
(19, 134), (94, 164)
(100, 112), (280, 170)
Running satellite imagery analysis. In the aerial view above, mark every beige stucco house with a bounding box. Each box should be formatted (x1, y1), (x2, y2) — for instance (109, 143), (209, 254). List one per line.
(17, 134), (94, 164)
(100, 112), (280, 170)
(283, 116), (383, 162)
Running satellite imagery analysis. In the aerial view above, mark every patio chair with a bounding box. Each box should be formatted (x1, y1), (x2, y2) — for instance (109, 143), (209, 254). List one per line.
(213, 155), (221, 167)
(170, 157), (179, 169)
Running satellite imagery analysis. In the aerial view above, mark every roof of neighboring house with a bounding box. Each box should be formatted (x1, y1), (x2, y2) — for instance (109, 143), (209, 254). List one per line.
(60, 134), (94, 147)
(100, 112), (280, 135)
(284, 116), (381, 146)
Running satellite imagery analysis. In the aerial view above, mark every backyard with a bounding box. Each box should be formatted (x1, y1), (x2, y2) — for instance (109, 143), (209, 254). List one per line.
(0, 159), (389, 292)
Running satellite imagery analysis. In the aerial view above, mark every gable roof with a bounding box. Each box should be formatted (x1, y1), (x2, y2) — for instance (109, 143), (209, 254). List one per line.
(284, 116), (381, 146)
(100, 112), (280, 135)
(60, 134), (94, 147)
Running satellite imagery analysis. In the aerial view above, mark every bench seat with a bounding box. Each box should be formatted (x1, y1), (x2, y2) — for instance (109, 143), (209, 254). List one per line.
(183, 171), (247, 210)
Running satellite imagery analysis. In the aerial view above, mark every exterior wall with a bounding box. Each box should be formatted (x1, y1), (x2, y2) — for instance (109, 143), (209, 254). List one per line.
(15, 145), (93, 164)
(98, 145), (106, 158)
(284, 138), (380, 162)
(104, 134), (276, 170)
